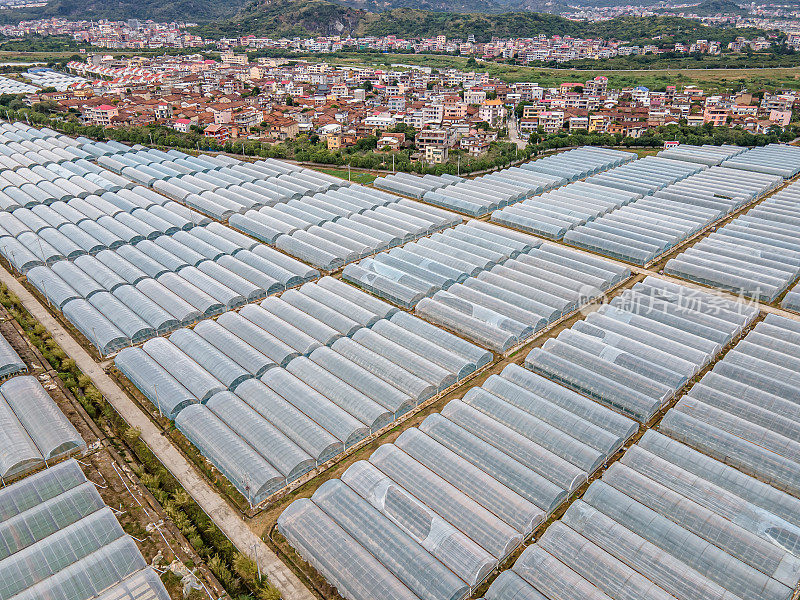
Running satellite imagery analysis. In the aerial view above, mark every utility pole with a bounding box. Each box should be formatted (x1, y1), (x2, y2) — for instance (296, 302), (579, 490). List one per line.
(154, 385), (162, 419)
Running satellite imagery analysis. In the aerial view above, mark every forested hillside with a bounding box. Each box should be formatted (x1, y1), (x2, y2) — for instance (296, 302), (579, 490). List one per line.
(200, 0), (766, 44)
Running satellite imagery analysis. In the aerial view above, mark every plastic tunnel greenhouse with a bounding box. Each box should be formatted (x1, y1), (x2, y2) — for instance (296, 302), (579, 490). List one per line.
(0, 458), (169, 600)
(277, 362), (636, 599)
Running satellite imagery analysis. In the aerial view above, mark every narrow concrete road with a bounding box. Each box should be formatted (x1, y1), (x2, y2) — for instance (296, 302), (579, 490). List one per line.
(507, 115), (528, 150)
(0, 266), (315, 600)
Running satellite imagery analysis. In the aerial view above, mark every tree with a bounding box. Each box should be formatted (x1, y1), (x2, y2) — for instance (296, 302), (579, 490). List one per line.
(515, 101), (532, 119)
(354, 136), (378, 151)
(257, 585), (281, 600)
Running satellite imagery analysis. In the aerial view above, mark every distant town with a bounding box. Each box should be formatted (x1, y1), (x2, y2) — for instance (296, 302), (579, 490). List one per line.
(0, 49), (788, 167)
(0, 16), (797, 58)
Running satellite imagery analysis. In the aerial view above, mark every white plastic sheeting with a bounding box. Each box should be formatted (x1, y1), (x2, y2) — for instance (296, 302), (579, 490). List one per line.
(416, 242), (629, 352)
(343, 220), (543, 310)
(278, 363), (635, 600)
(0, 374), (85, 480)
(657, 143), (746, 166)
(660, 313), (800, 498)
(664, 179), (800, 302)
(491, 180), (640, 240)
(722, 143), (800, 178)
(525, 277), (757, 422)
(486, 427), (800, 600)
(373, 171), (462, 199)
(564, 164), (774, 265)
(16, 224), (316, 350)
(230, 184), (461, 270)
(106, 145), (348, 220)
(421, 167), (564, 217)
(372, 147), (632, 217)
(117, 276), (490, 504)
(0, 458), (170, 600)
(0, 330), (25, 379)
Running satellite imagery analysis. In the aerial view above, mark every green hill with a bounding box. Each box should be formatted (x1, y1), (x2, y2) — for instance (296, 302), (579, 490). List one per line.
(201, 0), (365, 37)
(0, 0), (766, 43)
(677, 0), (747, 15)
(0, 0), (248, 24)
(199, 0), (768, 45)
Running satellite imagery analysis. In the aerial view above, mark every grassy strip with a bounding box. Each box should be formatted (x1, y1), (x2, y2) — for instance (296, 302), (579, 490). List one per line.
(314, 167), (377, 184)
(314, 51), (800, 91)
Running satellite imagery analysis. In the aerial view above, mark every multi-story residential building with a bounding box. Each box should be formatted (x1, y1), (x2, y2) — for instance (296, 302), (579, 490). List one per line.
(703, 105), (730, 126)
(464, 88), (487, 105)
(84, 103), (118, 125)
(416, 128), (456, 149)
(363, 112), (396, 130)
(221, 52), (248, 66)
(762, 93), (796, 112)
(584, 76), (608, 96)
(425, 144), (448, 164)
(478, 99), (506, 126)
(536, 110), (565, 133)
(203, 123), (230, 142)
(442, 95), (467, 120)
(422, 103), (444, 125)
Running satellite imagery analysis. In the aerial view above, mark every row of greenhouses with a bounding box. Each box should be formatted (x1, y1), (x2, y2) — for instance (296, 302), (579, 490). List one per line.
(0, 375), (85, 482)
(0, 198), (207, 267)
(661, 313), (800, 497)
(563, 164), (781, 265)
(278, 290), (800, 600)
(487, 153), (733, 246)
(277, 363), (637, 600)
(722, 142), (800, 178)
(91, 143), (351, 220)
(114, 277), (491, 505)
(520, 146), (636, 182)
(229, 185), (404, 243)
(21, 223), (316, 354)
(485, 428), (800, 600)
(656, 143), (747, 166)
(783, 279), (800, 311)
(373, 171), (463, 199)
(0, 132), (90, 157)
(525, 277), (757, 422)
(229, 186), (461, 270)
(489, 180), (641, 240)
(485, 311), (800, 600)
(0, 154), (135, 207)
(665, 179), (800, 301)
(0, 124), (100, 170)
(581, 155), (706, 196)
(340, 219), (628, 351)
(0, 330), (25, 379)
(371, 147), (632, 213)
(416, 243), (629, 352)
(414, 146), (634, 217)
(420, 167), (564, 217)
(0, 459), (170, 600)
(342, 220), (542, 309)
(0, 163), (134, 209)
(0, 76), (37, 95)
